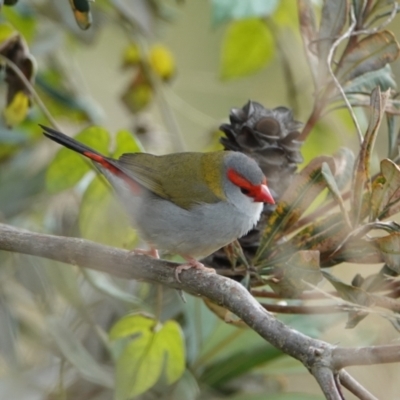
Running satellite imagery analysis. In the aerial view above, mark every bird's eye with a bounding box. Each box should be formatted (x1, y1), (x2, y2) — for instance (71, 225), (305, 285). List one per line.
(240, 188), (251, 196)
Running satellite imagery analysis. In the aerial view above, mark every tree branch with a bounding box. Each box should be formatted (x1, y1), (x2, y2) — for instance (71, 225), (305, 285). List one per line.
(0, 222), (396, 399)
(0, 223), (322, 363)
(311, 365), (344, 400)
(333, 344), (400, 369)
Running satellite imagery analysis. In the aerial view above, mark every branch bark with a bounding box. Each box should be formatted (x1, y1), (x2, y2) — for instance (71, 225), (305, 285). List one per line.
(0, 222), (397, 399)
(339, 370), (379, 400)
(333, 344), (400, 369)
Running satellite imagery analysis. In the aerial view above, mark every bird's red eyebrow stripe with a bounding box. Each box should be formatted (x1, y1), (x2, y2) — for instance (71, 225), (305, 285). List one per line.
(83, 151), (141, 194)
(227, 168), (253, 190)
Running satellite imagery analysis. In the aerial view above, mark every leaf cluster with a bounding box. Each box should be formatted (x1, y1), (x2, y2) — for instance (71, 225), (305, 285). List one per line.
(245, 1), (400, 333)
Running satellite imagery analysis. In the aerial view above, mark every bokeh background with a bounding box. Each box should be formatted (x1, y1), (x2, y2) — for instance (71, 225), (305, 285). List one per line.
(1, 1), (400, 399)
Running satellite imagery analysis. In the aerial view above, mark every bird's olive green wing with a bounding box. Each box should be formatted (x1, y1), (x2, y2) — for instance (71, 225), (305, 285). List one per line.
(116, 152), (227, 210)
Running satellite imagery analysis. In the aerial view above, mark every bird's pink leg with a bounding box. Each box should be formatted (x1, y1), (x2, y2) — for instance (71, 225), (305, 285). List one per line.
(175, 256), (215, 282)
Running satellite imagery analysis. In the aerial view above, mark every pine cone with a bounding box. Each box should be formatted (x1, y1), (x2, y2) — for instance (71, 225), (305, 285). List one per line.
(220, 100), (303, 199)
(203, 101), (304, 271)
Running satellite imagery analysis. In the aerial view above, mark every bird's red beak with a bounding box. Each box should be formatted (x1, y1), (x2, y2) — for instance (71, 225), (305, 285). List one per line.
(254, 184), (275, 204)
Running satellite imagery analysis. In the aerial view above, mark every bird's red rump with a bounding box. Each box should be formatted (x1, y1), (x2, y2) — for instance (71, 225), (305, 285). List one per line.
(83, 151), (141, 194)
(83, 152), (119, 174)
(227, 168), (274, 204)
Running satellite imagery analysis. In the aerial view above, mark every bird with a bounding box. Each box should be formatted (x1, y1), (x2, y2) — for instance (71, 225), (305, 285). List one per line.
(41, 125), (275, 281)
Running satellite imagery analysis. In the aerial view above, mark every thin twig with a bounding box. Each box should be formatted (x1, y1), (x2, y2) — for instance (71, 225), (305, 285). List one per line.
(339, 370), (379, 400)
(0, 54), (60, 130)
(326, 5), (363, 143)
(252, 288), (339, 300)
(260, 302), (342, 314)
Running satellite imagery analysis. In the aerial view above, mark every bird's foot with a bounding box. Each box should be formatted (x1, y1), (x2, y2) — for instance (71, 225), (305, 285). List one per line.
(132, 248), (159, 258)
(175, 257), (216, 283)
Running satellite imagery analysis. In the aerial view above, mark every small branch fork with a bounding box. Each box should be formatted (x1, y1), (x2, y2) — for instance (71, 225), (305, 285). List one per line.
(0, 223), (399, 399)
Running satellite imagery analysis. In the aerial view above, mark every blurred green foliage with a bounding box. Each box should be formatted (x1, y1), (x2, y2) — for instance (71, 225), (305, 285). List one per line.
(1, 1), (400, 399)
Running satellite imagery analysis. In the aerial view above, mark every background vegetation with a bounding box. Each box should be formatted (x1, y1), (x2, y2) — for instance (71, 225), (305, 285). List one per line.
(2, 0), (400, 399)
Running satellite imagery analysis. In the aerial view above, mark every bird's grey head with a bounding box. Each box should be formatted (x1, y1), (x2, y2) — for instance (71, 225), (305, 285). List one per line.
(224, 151), (264, 185)
(222, 151), (274, 205)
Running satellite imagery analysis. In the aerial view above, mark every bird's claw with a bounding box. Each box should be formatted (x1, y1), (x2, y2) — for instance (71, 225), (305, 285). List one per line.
(174, 259), (216, 283)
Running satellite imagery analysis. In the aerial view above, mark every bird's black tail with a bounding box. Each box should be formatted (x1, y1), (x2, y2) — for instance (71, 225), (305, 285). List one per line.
(40, 124), (104, 158)
(40, 124), (128, 177)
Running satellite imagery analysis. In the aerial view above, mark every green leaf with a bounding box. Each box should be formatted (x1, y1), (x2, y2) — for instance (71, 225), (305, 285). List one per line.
(318, 0), (348, 45)
(46, 148), (89, 193)
(47, 317), (114, 388)
(109, 313), (156, 340)
(371, 159), (400, 220)
(79, 176), (137, 248)
(337, 31), (400, 84)
(211, 0), (279, 26)
(114, 329), (163, 399)
(46, 126), (110, 193)
(220, 18), (274, 80)
(113, 129), (143, 158)
(322, 271), (373, 307)
(344, 64), (397, 94)
(351, 87), (389, 224)
(159, 320), (185, 384)
(110, 315), (185, 399)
